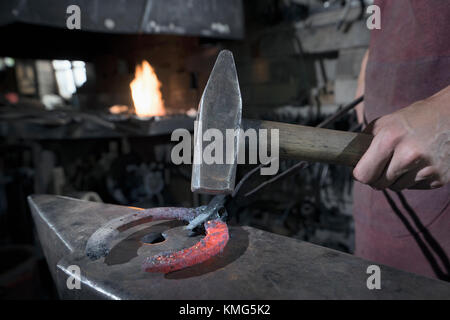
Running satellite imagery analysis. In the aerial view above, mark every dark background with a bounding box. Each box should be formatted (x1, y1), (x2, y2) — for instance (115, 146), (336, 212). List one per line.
(0, 0), (371, 299)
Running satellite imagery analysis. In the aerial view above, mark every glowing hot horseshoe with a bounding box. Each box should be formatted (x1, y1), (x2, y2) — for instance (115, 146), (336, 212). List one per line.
(142, 219), (229, 273)
(85, 206), (229, 274)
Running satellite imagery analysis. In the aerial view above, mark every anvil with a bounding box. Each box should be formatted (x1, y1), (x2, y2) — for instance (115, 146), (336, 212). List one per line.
(28, 194), (450, 299)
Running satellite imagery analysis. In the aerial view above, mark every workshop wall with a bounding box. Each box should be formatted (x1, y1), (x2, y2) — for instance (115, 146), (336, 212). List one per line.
(0, 0), (372, 299)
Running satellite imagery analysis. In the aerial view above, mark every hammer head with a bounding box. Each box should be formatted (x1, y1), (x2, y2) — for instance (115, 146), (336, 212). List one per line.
(191, 50), (242, 194)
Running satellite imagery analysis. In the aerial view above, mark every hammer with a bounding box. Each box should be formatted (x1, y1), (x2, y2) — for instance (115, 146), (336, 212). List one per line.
(191, 50), (372, 196)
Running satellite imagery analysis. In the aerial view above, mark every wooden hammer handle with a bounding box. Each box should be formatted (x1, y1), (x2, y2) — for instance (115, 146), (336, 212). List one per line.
(243, 119), (373, 167)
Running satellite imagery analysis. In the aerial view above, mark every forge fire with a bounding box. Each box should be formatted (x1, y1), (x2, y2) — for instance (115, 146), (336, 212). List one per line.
(130, 60), (166, 117)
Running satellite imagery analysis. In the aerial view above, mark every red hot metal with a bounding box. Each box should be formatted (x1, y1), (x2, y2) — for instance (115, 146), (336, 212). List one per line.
(142, 219), (229, 273)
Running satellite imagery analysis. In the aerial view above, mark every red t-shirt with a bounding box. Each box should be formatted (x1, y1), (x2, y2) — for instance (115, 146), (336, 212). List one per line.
(353, 0), (450, 280)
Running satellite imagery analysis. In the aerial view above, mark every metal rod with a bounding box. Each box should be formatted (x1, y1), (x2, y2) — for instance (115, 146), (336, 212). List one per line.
(317, 95), (363, 128)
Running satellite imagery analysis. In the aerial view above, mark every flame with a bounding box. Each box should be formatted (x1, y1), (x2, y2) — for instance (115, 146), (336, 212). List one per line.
(130, 60), (165, 117)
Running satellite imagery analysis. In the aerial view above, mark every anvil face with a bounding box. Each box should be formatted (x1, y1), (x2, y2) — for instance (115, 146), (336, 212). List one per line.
(28, 195), (450, 299)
